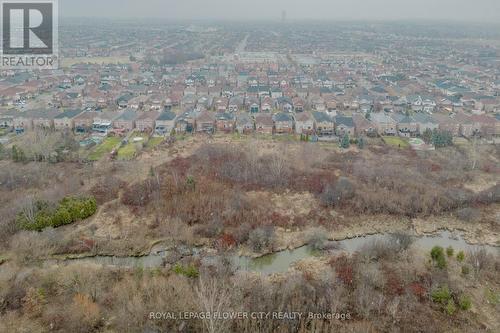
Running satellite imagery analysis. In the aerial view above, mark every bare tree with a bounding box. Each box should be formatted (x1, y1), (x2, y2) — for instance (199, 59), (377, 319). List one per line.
(20, 196), (37, 225)
(195, 275), (232, 333)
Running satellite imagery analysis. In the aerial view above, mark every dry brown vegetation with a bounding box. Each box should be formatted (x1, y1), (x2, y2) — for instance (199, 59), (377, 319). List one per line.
(0, 137), (499, 332)
(1, 239), (499, 333)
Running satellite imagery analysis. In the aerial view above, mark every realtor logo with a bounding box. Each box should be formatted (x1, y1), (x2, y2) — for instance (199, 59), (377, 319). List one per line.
(1, 0), (58, 69)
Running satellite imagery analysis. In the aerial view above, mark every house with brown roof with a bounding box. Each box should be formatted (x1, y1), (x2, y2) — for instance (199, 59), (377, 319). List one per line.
(215, 112), (235, 133)
(273, 112), (294, 134)
(353, 114), (376, 137)
(470, 114), (498, 138)
(236, 113), (254, 134)
(335, 116), (355, 137)
(113, 109), (138, 131)
(74, 111), (96, 132)
(255, 114), (274, 134)
(195, 111), (216, 133)
(312, 111), (334, 136)
(54, 109), (84, 130)
(136, 111), (160, 132)
(295, 112), (314, 135)
(370, 112), (397, 136)
(432, 113), (460, 137)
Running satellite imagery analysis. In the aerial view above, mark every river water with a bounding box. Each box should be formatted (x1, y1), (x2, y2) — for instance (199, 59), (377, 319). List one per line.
(48, 231), (499, 274)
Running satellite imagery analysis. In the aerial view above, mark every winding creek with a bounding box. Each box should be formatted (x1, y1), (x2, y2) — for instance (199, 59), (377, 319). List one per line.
(44, 231), (499, 275)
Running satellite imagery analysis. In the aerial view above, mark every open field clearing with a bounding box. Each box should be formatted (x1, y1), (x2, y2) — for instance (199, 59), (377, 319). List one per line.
(61, 56), (131, 67)
(88, 136), (121, 161)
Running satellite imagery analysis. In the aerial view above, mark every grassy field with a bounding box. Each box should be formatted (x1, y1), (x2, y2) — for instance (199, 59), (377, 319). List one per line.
(88, 137), (122, 161)
(117, 133), (149, 160)
(146, 137), (164, 149)
(382, 136), (410, 148)
(61, 56), (131, 68)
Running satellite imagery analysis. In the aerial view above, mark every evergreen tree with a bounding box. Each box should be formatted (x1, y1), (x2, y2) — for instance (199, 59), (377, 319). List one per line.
(422, 128), (433, 144)
(341, 134), (350, 149)
(11, 145), (19, 162)
(358, 136), (365, 149)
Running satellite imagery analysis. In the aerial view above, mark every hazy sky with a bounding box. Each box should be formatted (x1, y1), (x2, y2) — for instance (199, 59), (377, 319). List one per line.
(61, 0), (500, 22)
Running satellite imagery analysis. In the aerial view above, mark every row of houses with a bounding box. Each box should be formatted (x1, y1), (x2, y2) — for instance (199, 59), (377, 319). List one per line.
(1, 107), (499, 139)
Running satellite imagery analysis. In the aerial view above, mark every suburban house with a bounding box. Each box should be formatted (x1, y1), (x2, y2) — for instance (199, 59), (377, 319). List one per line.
(174, 109), (198, 134)
(74, 111), (96, 132)
(13, 113), (33, 131)
(277, 97), (293, 113)
(155, 110), (177, 135)
(414, 113), (439, 135)
(273, 112), (294, 134)
(29, 109), (59, 129)
(247, 97), (260, 113)
(433, 113), (460, 137)
(215, 112), (236, 133)
(93, 111), (121, 134)
(311, 97), (326, 111)
(295, 112), (314, 135)
(454, 113), (474, 138)
(292, 97), (305, 112)
(195, 111), (216, 133)
(117, 93), (134, 109)
(113, 109), (138, 131)
(261, 97), (274, 112)
(136, 111), (160, 132)
(54, 109), (84, 130)
(236, 113), (254, 134)
(370, 112), (397, 136)
(228, 96), (244, 113)
(0, 114), (14, 129)
(312, 111), (334, 136)
(255, 114), (274, 134)
(214, 97), (229, 112)
(335, 116), (355, 137)
(353, 114), (376, 136)
(470, 114), (498, 138)
(395, 114), (419, 138)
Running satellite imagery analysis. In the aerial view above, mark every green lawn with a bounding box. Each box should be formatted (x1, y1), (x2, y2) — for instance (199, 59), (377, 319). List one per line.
(117, 143), (138, 160)
(273, 133), (299, 142)
(88, 137), (121, 161)
(146, 137), (164, 149)
(117, 133), (149, 160)
(382, 136), (410, 148)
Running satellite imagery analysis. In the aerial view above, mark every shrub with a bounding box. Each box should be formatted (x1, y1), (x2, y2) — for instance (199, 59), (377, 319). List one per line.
(436, 256), (447, 269)
(431, 285), (452, 304)
(458, 295), (472, 311)
(248, 227), (275, 252)
(457, 251), (465, 262)
(320, 177), (355, 207)
(17, 196), (97, 231)
(431, 246), (447, 269)
(172, 264), (199, 278)
(90, 176), (125, 204)
(59, 197), (97, 221)
(121, 179), (156, 207)
(430, 246), (444, 261)
(307, 227), (328, 250)
(390, 233), (414, 251)
(445, 299), (457, 315)
(461, 265), (470, 276)
(446, 246), (454, 257)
